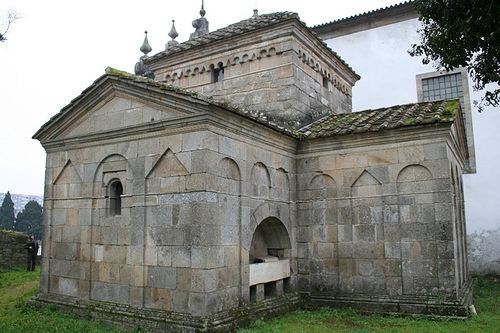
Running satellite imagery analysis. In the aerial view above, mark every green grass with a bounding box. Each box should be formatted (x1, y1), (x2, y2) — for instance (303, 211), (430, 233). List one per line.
(0, 268), (498, 333)
(239, 277), (500, 333)
(0, 268), (134, 333)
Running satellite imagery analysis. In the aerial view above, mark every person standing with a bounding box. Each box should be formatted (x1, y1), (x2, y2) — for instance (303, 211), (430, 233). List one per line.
(25, 235), (38, 271)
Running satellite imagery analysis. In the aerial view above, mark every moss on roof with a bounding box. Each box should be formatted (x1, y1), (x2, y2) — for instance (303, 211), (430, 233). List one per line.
(34, 67), (461, 142)
(299, 100), (461, 139)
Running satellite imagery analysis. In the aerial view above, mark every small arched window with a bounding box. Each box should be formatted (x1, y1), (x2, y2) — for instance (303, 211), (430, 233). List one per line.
(109, 180), (123, 216)
(212, 62), (224, 83)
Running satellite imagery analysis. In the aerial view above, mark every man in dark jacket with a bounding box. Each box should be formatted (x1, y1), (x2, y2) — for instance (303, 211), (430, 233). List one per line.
(25, 235), (38, 271)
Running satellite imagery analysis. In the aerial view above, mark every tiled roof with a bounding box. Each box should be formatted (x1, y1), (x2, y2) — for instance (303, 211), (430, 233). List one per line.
(34, 69), (460, 141)
(312, 1), (416, 30)
(146, 12), (358, 78)
(299, 101), (460, 139)
(148, 12), (298, 62)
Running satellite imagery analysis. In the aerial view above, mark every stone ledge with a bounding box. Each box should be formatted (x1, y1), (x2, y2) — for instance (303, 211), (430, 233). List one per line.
(306, 279), (474, 318)
(30, 292), (302, 333)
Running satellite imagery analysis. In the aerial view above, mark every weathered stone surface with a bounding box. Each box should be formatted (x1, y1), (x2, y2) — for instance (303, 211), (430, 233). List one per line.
(33, 9), (473, 331)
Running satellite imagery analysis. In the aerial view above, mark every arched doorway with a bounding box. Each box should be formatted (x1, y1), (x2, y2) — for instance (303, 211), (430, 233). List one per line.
(249, 217), (291, 302)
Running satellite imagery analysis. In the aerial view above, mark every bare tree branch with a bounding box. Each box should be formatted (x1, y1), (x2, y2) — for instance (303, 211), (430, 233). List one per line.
(0, 10), (19, 42)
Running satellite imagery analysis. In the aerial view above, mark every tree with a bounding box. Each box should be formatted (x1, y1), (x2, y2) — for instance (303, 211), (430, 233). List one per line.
(410, 0), (500, 111)
(0, 10), (18, 42)
(0, 191), (15, 230)
(15, 200), (43, 239)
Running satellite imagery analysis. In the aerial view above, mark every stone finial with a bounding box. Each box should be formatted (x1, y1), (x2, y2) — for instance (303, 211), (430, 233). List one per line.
(253, 9), (259, 18)
(200, 0), (206, 17)
(189, 0), (209, 40)
(140, 30), (152, 57)
(166, 20), (179, 50)
(135, 31), (155, 79)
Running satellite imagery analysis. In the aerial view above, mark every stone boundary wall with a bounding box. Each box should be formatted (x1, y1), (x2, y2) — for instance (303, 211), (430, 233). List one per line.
(0, 229), (28, 270)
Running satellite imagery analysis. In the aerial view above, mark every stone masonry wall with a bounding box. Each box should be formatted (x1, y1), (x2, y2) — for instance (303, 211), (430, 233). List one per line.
(0, 230), (28, 270)
(297, 138), (462, 299)
(154, 37), (353, 128)
(41, 108), (298, 317)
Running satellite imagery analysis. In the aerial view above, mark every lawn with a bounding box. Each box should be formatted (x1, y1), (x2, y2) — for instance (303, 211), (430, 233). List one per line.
(0, 268), (498, 333)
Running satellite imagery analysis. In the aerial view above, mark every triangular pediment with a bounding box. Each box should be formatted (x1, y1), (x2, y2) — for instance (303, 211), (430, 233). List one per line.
(33, 75), (208, 142)
(58, 94), (189, 139)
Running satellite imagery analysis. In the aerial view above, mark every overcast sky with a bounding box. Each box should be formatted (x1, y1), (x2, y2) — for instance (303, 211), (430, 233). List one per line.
(0, 0), (403, 196)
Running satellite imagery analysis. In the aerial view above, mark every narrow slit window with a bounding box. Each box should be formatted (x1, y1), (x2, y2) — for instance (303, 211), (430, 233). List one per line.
(213, 62), (224, 83)
(109, 180), (123, 216)
(322, 76), (329, 89)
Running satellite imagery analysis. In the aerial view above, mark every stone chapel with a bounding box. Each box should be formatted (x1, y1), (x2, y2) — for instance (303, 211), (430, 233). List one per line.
(32, 5), (474, 332)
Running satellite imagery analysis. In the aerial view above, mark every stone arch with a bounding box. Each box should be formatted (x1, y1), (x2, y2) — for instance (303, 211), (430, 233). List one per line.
(274, 168), (289, 201)
(217, 157), (242, 194)
(92, 154), (128, 196)
(396, 164), (432, 193)
(397, 164), (432, 183)
(217, 157), (241, 180)
(309, 174), (337, 200)
(248, 213), (292, 301)
(250, 162), (271, 198)
(249, 217), (291, 262)
(246, 202), (291, 251)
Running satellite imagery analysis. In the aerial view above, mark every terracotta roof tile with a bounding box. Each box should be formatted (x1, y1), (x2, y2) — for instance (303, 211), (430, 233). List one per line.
(146, 12), (358, 78)
(299, 100), (460, 139)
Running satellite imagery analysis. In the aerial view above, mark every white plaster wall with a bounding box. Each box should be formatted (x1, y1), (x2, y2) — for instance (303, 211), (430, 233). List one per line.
(325, 19), (500, 235)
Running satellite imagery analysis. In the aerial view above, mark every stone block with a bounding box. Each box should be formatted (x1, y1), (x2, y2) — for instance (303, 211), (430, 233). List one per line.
(353, 242), (385, 259)
(145, 287), (172, 310)
(91, 281), (129, 304)
(147, 266), (176, 289)
(353, 225), (375, 242)
(224, 246), (239, 267)
(58, 277), (79, 297)
(338, 225), (352, 242)
(398, 145), (424, 163)
(191, 246), (224, 269)
(353, 276), (385, 295)
(171, 246), (191, 267)
(188, 292), (207, 316)
(423, 143), (447, 161)
(386, 277), (403, 296)
(183, 131), (218, 152)
(383, 205), (399, 223)
(384, 242), (401, 259)
(316, 242), (335, 258)
(338, 242), (353, 258)
(172, 290), (189, 313)
(157, 246), (172, 266)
